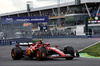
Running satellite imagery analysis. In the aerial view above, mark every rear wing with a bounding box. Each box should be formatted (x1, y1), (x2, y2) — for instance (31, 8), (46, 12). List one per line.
(17, 42), (34, 46)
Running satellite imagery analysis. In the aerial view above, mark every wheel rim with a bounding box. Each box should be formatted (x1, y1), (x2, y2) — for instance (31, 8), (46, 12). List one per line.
(12, 50), (15, 58)
(36, 50), (41, 58)
(42, 52), (45, 57)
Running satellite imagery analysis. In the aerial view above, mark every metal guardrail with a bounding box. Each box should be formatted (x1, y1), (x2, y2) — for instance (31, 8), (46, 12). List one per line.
(32, 35), (88, 38)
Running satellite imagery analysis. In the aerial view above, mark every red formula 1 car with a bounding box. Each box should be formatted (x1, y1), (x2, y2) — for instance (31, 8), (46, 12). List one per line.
(11, 40), (79, 61)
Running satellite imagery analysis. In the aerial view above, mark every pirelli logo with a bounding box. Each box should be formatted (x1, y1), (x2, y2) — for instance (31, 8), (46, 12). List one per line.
(88, 17), (93, 20)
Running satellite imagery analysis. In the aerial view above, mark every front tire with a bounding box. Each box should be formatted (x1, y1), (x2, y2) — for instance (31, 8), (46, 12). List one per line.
(63, 46), (74, 60)
(11, 47), (23, 60)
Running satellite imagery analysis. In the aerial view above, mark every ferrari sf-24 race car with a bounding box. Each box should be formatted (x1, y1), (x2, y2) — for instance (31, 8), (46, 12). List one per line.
(11, 40), (79, 61)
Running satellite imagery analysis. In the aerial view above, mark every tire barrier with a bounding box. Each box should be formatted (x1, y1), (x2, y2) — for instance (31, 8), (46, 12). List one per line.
(0, 38), (32, 46)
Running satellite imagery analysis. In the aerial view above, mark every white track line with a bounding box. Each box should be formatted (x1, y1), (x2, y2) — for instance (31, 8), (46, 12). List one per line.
(79, 41), (100, 52)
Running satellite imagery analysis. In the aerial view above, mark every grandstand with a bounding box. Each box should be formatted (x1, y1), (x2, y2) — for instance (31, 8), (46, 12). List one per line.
(0, 0), (100, 39)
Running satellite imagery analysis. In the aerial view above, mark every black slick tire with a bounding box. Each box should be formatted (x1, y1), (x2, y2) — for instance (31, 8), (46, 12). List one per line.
(11, 47), (23, 60)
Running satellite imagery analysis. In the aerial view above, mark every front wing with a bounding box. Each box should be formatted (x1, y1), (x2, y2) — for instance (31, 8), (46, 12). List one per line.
(46, 54), (73, 59)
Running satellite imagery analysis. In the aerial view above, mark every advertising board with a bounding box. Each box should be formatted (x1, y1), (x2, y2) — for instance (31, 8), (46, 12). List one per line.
(1, 16), (48, 24)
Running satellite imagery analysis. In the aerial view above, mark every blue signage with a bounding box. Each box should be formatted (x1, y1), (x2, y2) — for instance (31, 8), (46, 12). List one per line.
(1, 16), (48, 24)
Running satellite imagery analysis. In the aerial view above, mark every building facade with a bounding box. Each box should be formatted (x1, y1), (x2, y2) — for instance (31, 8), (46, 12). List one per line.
(0, 0), (100, 39)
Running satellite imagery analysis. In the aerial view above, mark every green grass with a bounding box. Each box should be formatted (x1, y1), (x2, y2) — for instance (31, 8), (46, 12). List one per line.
(79, 42), (100, 57)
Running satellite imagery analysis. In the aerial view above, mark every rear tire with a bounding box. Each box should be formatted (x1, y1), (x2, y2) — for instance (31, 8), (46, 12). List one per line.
(11, 47), (23, 60)
(63, 46), (74, 60)
(36, 48), (47, 61)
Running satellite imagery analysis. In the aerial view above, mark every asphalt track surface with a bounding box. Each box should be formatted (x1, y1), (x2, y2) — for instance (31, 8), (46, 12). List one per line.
(0, 38), (100, 66)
